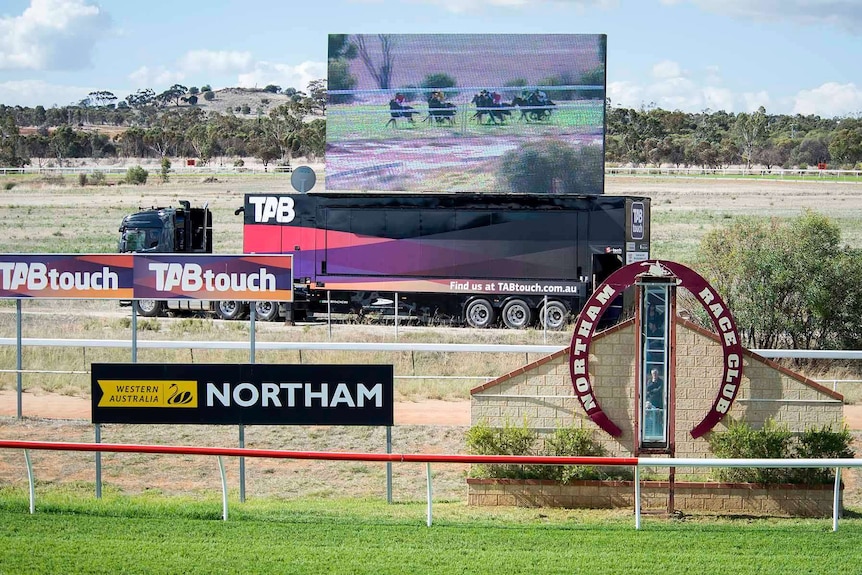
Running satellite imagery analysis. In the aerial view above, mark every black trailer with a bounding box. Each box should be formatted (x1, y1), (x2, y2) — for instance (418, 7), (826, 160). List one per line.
(243, 192), (650, 329)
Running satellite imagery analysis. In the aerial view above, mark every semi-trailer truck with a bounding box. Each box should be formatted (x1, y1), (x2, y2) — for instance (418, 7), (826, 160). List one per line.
(118, 192), (650, 329)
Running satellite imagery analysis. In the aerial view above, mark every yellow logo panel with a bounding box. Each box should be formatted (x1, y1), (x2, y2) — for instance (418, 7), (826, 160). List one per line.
(97, 380), (198, 408)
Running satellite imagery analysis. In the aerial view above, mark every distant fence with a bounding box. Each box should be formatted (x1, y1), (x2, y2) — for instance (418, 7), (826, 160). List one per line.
(607, 166), (862, 179)
(2, 165), (861, 179)
(0, 439), (856, 531)
(0, 165), (297, 176)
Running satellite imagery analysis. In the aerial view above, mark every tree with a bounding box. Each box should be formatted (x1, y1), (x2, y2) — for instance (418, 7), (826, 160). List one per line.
(354, 34), (396, 90)
(497, 141), (602, 194)
(733, 106), (768, 168)
(697, 212), (862, 349)
(792, 133), (831, 167)
(828, 128), (862, 166)
(263, 84), (281, 94)
(0, 114), (28, 167)
(420, 73), (457, 99)
(158, 84), (188, 107)
(306, 79), (326, 114)
(203, 90), (216, 102)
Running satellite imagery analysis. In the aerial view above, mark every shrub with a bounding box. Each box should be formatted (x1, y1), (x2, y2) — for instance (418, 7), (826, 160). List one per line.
(233, 158), (245, 168)
(160, 157), (171, 183)
(89, 171), (106, 186)
(466, 420), (535, 479)
(78, 173), (88, 186)
(3, 182), (15, 190)
(707, 420), (852, 484)
(543, 426), (628, 481)
(466, 422), (629, 482)
(125, 166), (148, 185)
(241, 105), (251, 114)
(203, 91), (216, 102)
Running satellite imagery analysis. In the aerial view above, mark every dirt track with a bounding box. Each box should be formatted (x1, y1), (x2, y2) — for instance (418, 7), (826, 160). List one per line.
(4, 391), (862, 430)
(0, 391), (471, 426)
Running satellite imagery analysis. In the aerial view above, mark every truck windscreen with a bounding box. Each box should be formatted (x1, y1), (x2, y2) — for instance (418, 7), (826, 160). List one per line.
(120, 228), (161, 252)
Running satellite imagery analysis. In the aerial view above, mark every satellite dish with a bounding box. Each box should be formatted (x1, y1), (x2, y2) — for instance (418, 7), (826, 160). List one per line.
(291, 166), (317, 193)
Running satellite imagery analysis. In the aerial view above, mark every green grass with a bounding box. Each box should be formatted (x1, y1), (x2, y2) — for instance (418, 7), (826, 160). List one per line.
(0, 489), (860, 574)
(327, 101), (604, 141)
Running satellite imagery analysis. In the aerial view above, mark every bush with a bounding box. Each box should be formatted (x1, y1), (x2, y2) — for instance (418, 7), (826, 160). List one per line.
(3, 182), (15, 190)
(160, 157), (171, 183)
(203, 91), (215, 102)
(78, 173), (88, 186)
(125, 166), (148, 185)
(233, 158), (245, 168)
(466, 421), (629, 482)
(707, 420), (853, 484)
(466, 420), (535, 479)
(543, 426), (627, 482)
(89, 171), (106, 186)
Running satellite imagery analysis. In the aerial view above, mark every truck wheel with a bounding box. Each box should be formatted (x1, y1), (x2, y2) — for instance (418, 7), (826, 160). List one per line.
(502, 299), (532, 329)
(215, 300), (247, 321)
(540, 301), (569, 331)
(253, 301), (281, 322)
(465, 298), (495, 329)
(134, 300), (164, 318)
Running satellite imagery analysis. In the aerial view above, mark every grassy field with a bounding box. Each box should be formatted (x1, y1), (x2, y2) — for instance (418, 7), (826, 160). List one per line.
(326, 100), (604, 141)
(1, 490), (861, 575)
(3, 174), (862, 573)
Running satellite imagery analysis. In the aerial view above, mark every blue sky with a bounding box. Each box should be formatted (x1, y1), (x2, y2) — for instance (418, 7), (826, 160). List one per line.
(1, 0), (860, 116)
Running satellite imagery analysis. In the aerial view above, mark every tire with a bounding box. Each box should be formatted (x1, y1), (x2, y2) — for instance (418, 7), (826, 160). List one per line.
(133, 299), (164, 318)
(464, 298), (495, 329)
(253, 301), (281, 322)
(501, 298), (532, 329)
(540, 301), (569, 331)
(215, 300), (247, 321)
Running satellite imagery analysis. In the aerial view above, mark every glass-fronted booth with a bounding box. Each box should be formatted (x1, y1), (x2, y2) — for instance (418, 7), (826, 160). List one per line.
(639, 279), (673, 450)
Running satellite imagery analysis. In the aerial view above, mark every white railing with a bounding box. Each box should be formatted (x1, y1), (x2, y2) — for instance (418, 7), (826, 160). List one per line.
(0, 165), (299, 176)
(606, 166), (862, 179)
(0, 439), (855, 531)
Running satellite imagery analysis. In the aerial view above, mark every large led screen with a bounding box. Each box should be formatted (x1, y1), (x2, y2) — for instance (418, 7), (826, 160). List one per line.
(326, 34), (606, 194)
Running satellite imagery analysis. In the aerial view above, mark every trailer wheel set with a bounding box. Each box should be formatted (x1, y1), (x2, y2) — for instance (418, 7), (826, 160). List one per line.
(465, 297), (569, 330)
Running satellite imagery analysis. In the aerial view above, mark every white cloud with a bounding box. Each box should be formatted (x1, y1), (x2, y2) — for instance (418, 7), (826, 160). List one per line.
(0, 0), (110, 70)
(793, 82), (862, 117)
(742, 91), (771, 112)
(128, 66), (186, 90)
(178, 50), (254, 75)
(660, 0), (862, 31)
(0, 79), (92, 107)
(237, 60), (327, 92)
(611, 59), (741, 112)
(652, 60), (682, 79)
(398, 0), (618, 14)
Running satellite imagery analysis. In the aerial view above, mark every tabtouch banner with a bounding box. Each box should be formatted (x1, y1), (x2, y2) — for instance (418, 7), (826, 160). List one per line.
(0, 254), (134, 299)
(91, 363), (394, 426)
(0, 254), (293, 301)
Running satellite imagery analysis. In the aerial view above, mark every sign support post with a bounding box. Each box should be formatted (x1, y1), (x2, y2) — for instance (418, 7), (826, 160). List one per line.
(16, 300), (22, 420)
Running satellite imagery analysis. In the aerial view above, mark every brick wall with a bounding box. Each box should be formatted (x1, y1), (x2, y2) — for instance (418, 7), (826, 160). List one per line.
(470, 318), (844, 462)
(466, 478), (838, 517)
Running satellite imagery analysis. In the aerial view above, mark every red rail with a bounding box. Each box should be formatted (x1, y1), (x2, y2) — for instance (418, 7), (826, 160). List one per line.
(0, 440), (637, 466)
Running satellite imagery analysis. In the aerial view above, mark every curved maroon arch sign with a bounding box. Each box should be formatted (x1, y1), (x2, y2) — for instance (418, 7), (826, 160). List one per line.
(568, 260), (743, 439)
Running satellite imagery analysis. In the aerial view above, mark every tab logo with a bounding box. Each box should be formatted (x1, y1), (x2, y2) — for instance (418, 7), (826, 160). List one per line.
(631, 201), (645, 241)
(249, 196), (296, 224)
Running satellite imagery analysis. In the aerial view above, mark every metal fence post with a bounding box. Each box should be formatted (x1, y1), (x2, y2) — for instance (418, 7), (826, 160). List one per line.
(16, 300), (22, 420)
(426, 462), (433, 527)
(386, 426), (393, 504)
(634, 465), (641, 530)
(833, 467), (842, 532)
(24, 449), (34, 514)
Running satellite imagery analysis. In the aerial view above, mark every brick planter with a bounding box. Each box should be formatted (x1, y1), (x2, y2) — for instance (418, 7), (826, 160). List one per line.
(466, 478), (840, 518)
